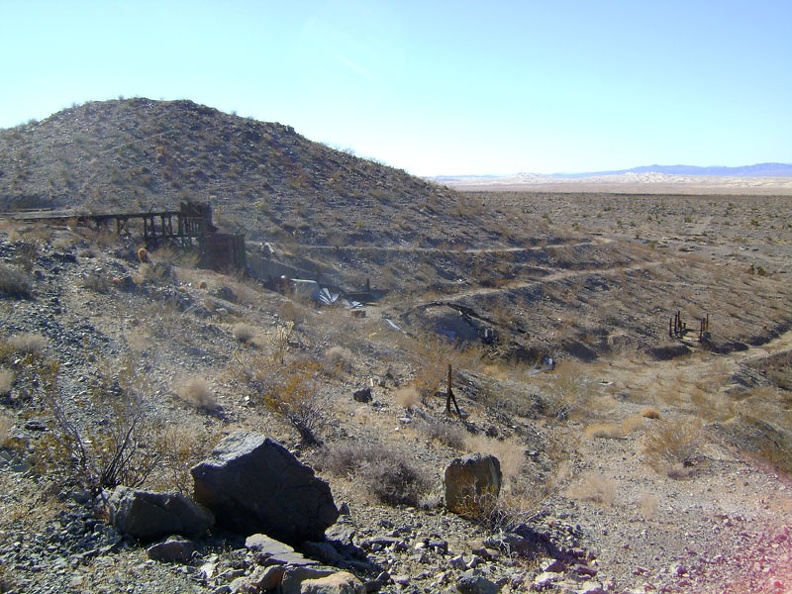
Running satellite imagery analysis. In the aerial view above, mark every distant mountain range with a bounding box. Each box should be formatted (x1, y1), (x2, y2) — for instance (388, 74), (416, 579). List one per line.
(550, 163), (792, 178)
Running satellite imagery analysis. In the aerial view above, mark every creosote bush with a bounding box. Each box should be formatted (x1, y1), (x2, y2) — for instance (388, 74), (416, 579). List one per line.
(252, 358), (329, 446)
(36, 358), (166, 492)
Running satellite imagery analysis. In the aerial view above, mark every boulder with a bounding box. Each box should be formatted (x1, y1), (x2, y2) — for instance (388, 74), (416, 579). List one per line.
(107, 486), (214, 542)
(455, 571), (500, 594)
(191, 432), (338, 545)
(146, 538), (195, 564)
(300, 571), (365, 594)
(444, 453), (502, 517)
(245, 533), (318, 566)
(281, 567), (337, 594)
(352, 387), (372, 403)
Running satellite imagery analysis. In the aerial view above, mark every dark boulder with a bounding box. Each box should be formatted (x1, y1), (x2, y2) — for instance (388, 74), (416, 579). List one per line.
(191, 432), (338, 545)
(107, 486), (214, 542)
(444, 453), (502, 517)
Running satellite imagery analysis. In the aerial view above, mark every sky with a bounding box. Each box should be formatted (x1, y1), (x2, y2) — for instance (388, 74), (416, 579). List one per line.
(1, 0), (790, 176)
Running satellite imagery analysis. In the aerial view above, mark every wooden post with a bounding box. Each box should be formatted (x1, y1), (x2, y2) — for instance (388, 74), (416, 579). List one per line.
(446, 364), (462, 416)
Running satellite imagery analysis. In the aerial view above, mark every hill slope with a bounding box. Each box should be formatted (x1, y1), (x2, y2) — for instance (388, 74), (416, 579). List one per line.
(0, 98), (483, 248)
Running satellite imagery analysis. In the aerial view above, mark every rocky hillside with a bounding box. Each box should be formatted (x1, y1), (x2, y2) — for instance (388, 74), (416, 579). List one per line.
(0, 98), (485, 249)
(1, 207), (791, 594)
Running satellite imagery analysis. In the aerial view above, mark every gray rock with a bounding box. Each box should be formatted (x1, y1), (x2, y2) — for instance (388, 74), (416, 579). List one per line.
(245, 533), (318, 566)
(352, 387), (372, 403)
(230, 565), (286, 593)
(455, 571), (499, 594)
(191, 432), (339, 545)
(108, 486), (214, 542)
(281, 566), (337, 594)
(146, 538), (195, 564)
(299, 571), (365, 594)
(444, 453), (502, 517)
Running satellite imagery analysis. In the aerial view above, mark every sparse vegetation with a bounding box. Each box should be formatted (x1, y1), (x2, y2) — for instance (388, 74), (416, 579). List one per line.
(319, 440), (432, 507)
(232, 322), (257, 344)
(176, 377), (218, 413)
(642, 417), (704, 476)
(0, 368), (14, 396)
(0, 98), (790, 592)
(0, 264), (33, 299)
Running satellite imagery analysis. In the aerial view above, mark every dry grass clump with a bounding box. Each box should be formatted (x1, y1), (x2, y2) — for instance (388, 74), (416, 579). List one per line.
(319, 440), (432, 507)
(584, 416), (646, 439)
(232, 322), (257, 344)
(637, 492), (659, 519)
(565, 471), (617, 506)
(642, 416), (704, 476)
(395, 386), (419, 410)
(0, 263), (33, 299)
(0, 368), (14, 396)
(176, 377), (218, 413)
(640, 406), (661, 419)
(0, 413), (14, 447)
(7, 333), (48, 355)
(322, 345), (355, 376)
(416, 416), (467, 450)
(464, 434), (525, 481)
(584, 422), (626, 440)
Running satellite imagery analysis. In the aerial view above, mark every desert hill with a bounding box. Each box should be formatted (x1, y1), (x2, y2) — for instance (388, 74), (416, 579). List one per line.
(0, 99), (791, 592)
(0, 98), (479, 248)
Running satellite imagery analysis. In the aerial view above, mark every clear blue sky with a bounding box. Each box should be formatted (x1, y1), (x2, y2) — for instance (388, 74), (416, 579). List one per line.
(1, 0), (790, 176)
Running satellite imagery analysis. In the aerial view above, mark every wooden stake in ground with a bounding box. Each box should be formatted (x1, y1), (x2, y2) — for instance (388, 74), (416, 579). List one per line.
(446, 364), (462, 416)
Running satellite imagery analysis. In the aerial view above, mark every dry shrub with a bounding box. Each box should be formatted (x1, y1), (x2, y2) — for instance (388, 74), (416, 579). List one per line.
(641, 407), (661, 419)
(464, 434), (524, 480)
(407, 334), (483, 399)
(0, 413), (14, 447)
(319, 440), (431, 506)
(545, 361), (600, 420)
(80, 270), (113, 294)
(395, 386), (419, 410)
(176, 377), (218, 413)
(153, 422), (217, 494)
(584, 422), (625, 439)
(8, 333), (48, 355)
(0, 264), (33, 299)
(638, 492), (658, 519)
(0, 369), (14, 396)
(134, 262), (172, 285)
(565, 471), (617, 506)
(232, 322), (257, 344)
(323, 345), (354, 376)
(585, 417), (646, 439)
(257, 358), (329, 446)
(642, 417), (704, 476)
(416, 416), (467, 450)
(36, 358), (166, 491)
